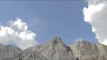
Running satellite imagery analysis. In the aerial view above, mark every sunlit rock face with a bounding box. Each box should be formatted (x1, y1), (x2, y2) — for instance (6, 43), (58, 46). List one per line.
(0, 37), (107, 60)
(70, 40), (107, 60)
(38, 37), (75, 60)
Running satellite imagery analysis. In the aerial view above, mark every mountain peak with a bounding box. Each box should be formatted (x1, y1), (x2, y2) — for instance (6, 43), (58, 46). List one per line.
(51, 37), (63, 44)
(1, 37), (107, 60)
(38, 37), (75, 60)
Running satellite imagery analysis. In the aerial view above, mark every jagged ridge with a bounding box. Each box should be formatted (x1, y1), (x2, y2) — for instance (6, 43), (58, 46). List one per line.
(0, 37), (107, 60)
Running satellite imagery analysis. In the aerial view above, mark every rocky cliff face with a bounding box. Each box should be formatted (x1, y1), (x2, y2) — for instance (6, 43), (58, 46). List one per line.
(0, 37), (107, 60)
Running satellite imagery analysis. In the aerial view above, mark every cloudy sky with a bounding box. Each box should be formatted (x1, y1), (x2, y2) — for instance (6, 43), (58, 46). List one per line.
(0, 0), (99, 49)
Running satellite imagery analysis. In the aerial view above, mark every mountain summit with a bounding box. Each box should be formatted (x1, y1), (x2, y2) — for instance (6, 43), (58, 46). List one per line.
(39, 37), (75, 60)
(0, 37), (107, 60)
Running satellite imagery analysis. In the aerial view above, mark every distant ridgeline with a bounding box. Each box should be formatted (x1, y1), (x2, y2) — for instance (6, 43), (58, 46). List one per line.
(0, 37), (107, 60)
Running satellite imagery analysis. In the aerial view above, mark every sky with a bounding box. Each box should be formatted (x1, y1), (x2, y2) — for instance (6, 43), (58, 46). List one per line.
(0, 0), (97, 47)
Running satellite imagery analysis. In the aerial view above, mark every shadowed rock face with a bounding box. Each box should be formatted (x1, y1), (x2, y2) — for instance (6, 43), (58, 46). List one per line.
(0, 44), (22, 60)
(0, 37), (107, 60)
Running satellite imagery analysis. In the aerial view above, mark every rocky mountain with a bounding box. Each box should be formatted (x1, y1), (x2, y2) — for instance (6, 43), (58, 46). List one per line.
(0, 37), (107, 60)
(0, 44), (21, 60)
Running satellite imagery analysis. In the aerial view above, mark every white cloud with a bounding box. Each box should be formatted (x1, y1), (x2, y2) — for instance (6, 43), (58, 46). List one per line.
(83, 0), (107, 45)
(0, 17), (38, 50)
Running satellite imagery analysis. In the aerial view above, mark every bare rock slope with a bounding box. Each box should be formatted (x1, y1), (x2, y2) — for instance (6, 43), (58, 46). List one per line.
(0, 44), (21, 60)
(0, 37), (107, 60)
(15, 37), (76, 60)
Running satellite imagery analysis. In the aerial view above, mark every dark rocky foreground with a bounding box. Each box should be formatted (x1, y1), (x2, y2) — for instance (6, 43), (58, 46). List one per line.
(0, 37), (107, 60)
